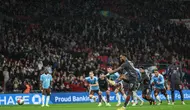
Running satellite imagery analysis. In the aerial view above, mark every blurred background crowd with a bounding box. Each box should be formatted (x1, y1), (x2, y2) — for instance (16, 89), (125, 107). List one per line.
(0, 0), (190, 93)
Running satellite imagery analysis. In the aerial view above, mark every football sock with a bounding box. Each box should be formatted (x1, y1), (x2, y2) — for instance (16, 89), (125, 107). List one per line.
(123, 94), (127, 99)
(101, 96), (107, 104)
(156, 95), (161, 102)
(106, 94), (110, 103)
(46, 96), (50, 105)
(42, 95), (45, 105)
(171, 90), (175, 102)
(179, 90), (184, 101)
(124, 95), (130, 107)
(98, 95), (102, 102)
(116, 93), (121, 103)
(136, 94), (144, 102)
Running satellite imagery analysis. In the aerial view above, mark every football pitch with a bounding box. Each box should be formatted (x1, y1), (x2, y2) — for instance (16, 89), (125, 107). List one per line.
(1, 101), (189, 110)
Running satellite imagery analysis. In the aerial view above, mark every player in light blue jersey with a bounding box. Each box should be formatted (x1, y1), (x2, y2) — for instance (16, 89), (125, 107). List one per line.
(151, 69), (170, 105)
(85, 71), (106, 106)
(40, 69), (53, 107)
(109, 72), (120, 81)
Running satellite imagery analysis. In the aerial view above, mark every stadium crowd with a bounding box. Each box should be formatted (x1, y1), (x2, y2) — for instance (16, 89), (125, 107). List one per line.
(0, 0), (190, 93)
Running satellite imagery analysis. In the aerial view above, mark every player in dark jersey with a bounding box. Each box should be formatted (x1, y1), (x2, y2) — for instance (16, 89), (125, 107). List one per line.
(128, 62), (144, 106)
(107, 66), (127, 106)
(98, 74), (111, 106)
(107, 54), (138, 110)
(139, 67), (156, 105)
(167, 62), (185, 105)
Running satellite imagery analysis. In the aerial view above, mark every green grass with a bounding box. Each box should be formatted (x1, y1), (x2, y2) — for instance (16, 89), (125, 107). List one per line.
(0, 101), (189, 110)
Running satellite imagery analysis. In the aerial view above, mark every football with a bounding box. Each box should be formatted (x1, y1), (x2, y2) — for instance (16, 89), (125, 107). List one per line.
(17, 98), (24, 105)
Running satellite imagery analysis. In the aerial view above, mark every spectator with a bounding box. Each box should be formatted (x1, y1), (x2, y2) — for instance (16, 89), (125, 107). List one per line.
(65, 85), (72, 92)
(23, 81), (31, 94)
(60, 83), (65, 92)
(0, 86), (2, 92)
(3, 66), (9, 92)
(184, 79), (189, 90)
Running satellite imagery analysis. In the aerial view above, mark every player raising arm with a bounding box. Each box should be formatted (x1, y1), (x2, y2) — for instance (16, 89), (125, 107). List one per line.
(107, 54), (138, 110)
(40, 69), (53, 107)
(151, 70), (170, 105)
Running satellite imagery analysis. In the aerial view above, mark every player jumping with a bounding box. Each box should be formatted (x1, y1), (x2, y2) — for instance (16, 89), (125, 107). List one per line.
(85, 71), (107, 106)
(40, 69), (53, 107)
(151, 69), (170, 105)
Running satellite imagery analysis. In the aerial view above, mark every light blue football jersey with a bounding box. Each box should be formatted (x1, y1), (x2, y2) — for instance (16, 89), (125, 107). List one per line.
(151, 74), (165, 89)
(85, 76), (99, 90)
(40, 74), (53, 89)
